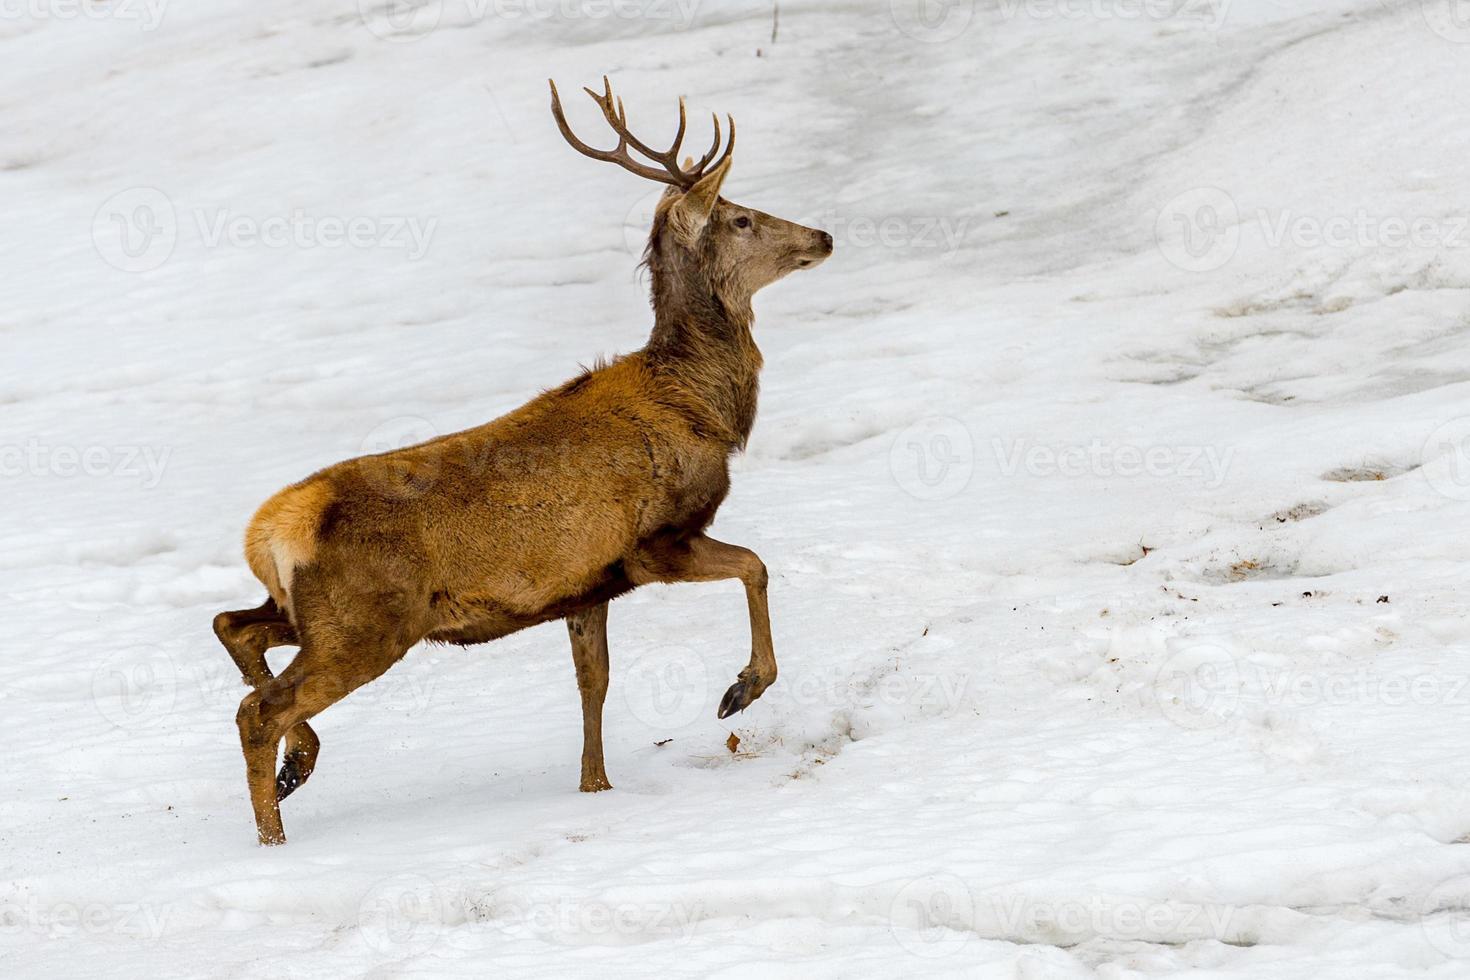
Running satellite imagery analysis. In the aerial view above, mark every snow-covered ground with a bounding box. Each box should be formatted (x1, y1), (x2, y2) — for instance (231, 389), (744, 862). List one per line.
(6, 0), (1470, 975)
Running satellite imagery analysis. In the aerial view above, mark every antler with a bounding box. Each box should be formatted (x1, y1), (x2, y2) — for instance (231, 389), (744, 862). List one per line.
(548, 76), (735, 189)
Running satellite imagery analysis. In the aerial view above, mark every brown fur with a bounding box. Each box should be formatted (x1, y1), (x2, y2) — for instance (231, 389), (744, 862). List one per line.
(216, 92), (832, 845)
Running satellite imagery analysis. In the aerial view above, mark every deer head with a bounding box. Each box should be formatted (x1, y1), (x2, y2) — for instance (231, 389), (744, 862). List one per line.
(550, 77), (833, 330)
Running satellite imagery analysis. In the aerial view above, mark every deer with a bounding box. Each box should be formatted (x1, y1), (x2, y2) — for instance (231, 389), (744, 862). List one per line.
(212, 78), (833, 845)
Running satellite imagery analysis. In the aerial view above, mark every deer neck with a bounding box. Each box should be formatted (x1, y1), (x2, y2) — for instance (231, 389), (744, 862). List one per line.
(645, 274), (763, 448)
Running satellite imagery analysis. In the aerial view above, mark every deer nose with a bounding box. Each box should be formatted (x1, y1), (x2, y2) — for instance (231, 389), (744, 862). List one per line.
(819, 231), (834, 254)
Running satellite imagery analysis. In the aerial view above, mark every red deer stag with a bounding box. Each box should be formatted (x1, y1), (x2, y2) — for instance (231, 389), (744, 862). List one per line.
(214, 77), (833, 845)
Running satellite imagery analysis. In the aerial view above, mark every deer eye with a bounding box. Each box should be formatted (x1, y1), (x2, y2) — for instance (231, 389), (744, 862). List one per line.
(733, 215), (751, 229)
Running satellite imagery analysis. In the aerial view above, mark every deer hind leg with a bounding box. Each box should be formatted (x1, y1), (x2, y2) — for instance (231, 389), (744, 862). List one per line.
(628, 533), (776, 720)
(235, 623), (412, 846)
(566, 602), (612, 792)
(214, 601), (320, 802)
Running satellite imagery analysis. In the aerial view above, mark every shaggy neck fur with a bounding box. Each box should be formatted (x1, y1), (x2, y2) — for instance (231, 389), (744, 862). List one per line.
(641, 217), (763, 449)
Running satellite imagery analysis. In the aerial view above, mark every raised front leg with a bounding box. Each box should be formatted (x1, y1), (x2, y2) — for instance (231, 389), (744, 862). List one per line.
(566, 602), (612, 792)
(628, 534), (776, 719)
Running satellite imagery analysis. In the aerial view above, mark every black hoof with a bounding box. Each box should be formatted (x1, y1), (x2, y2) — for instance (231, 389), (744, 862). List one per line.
(718, 680), (754, 719)
(275, 757), (304, 802)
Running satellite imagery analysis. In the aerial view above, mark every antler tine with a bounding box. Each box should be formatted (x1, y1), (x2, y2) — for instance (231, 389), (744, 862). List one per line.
(589, 78), (689, 179)
(549, 78), (672, 185)
(668, 97), (688, 166)
(700, 113), (736, 176)
(691, 112), (721, 174)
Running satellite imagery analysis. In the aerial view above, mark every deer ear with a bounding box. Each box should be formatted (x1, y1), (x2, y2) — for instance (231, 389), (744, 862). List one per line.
(668, 156), (732, 244)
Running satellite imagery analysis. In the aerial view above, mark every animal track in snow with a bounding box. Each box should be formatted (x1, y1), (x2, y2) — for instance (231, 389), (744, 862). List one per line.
(1321, 460), (1419, 483)
(1267, 501), (1331, 524)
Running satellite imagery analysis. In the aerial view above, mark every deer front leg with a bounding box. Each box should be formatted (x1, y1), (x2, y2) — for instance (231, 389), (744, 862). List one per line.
(628, 534), (776, 719)
(566, 602), (612, 792)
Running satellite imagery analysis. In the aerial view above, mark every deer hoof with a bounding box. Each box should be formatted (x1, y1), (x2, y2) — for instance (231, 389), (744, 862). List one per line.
(718, 679), (756, 719)
(275, 757), (305, 802)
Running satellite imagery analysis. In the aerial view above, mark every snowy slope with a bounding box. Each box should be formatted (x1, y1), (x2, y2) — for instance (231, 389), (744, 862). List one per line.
(6, 0), (1470, 975)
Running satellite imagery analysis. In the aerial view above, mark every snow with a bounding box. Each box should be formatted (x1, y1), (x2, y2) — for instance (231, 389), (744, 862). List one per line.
(6, 0), (1470, 975)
